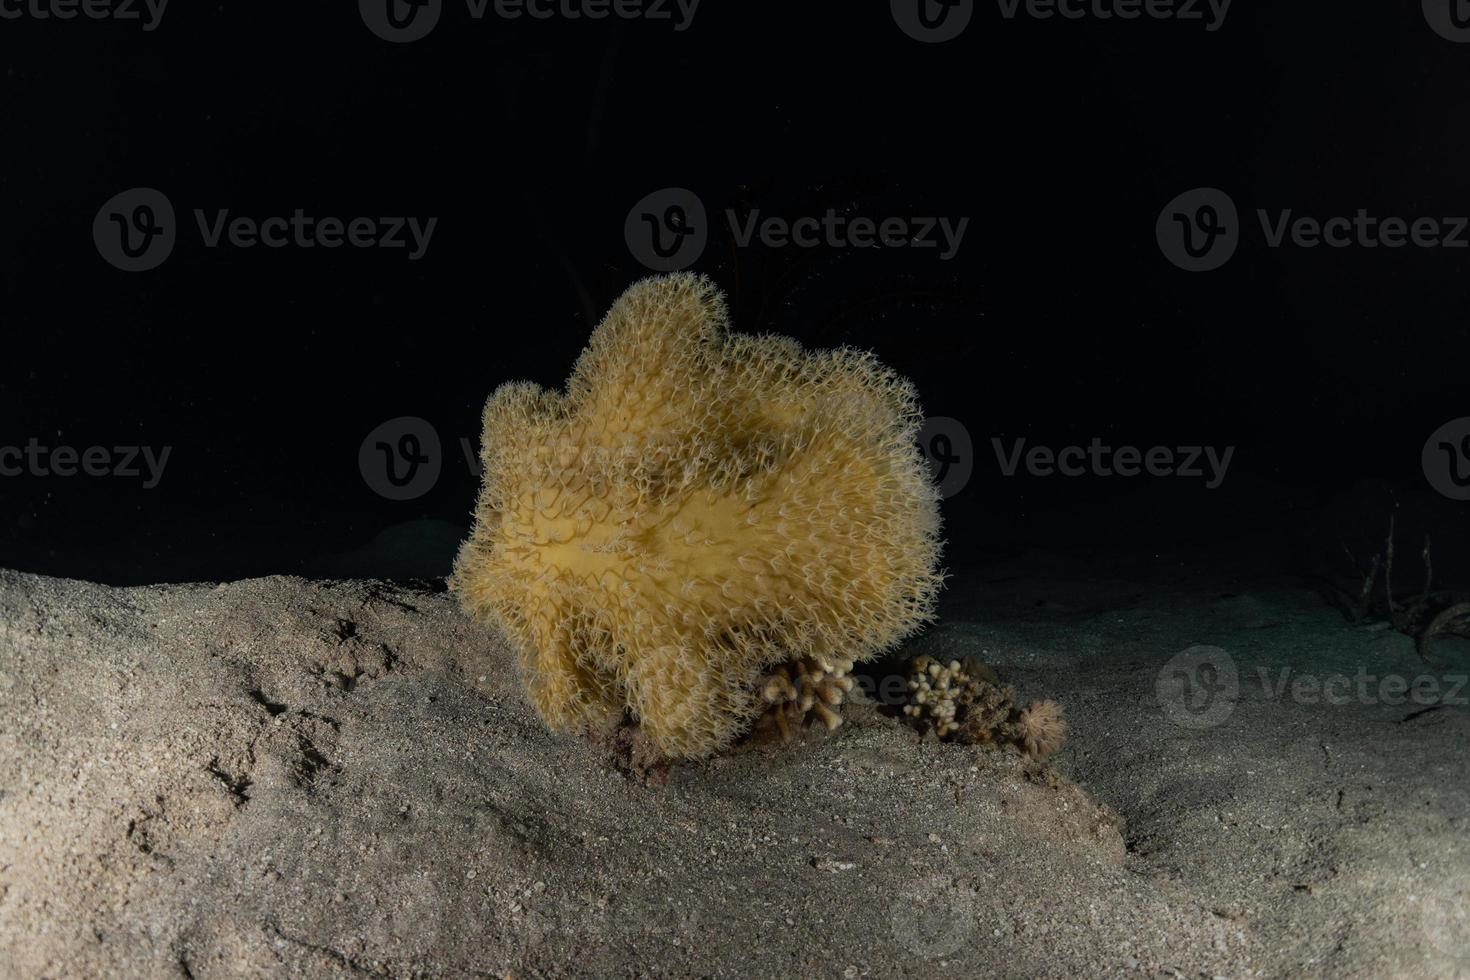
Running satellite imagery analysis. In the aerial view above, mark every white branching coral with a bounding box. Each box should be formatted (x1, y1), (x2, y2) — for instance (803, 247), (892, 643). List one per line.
(904, 655), (1011, 739)
(902, 655), (1066, 759)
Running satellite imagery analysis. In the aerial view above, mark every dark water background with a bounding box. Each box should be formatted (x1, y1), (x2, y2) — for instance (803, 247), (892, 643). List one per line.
(2, 2), (1467, 585)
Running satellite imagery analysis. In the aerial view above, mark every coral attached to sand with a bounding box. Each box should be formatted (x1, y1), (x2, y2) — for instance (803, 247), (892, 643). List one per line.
(1007, 699), (1067, 759)
(750, 655), (857, 744)
(454, 273), (944, 759)
(903, 655), (1065, 758)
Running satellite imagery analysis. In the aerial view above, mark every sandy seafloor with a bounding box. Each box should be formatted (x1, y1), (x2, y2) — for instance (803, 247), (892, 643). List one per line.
(2, 541), (1468, 978)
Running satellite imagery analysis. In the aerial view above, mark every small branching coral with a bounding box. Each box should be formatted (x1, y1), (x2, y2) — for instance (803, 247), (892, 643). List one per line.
(749, 655), (857, 744)
(454, 273), (944, 760)
(904, 655), (1007, 739)
(902, 655), (1066, 759)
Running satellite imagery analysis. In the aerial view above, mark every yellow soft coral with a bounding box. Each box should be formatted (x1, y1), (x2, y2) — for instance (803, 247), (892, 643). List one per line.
(453, 273), (944, 758)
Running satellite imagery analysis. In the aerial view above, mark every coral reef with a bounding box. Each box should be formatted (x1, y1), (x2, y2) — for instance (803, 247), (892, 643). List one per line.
(902, 655), (1066, 758)
(749, 655), (857, 744)
(454, 273), (944, 759)
(904, 654), (1008, 738)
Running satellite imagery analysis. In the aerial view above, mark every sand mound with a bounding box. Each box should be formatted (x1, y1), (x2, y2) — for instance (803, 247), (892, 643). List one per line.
(2, 568), (1466, 977)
